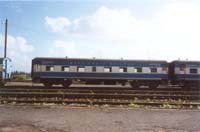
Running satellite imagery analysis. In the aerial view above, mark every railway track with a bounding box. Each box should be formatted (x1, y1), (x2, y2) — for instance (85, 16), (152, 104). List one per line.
(0, 88), (199, 94)
(0, 97), (200, 109)
(1, 85), (186, 90)
(0, 85), (200, 109)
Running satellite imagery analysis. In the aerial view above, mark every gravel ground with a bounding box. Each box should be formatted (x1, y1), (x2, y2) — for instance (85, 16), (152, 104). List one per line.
(0, 105), (199, 132)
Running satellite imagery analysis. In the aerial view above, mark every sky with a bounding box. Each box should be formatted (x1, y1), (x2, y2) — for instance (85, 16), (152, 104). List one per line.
(0, 0), (200, 72)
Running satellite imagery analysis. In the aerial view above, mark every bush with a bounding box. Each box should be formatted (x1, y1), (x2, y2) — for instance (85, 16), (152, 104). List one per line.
(0, 81), (5, 86)
(11, 75), (27, 80)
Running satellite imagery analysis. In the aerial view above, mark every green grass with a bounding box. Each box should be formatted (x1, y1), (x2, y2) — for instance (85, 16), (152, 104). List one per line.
(0, 81), (5, 86)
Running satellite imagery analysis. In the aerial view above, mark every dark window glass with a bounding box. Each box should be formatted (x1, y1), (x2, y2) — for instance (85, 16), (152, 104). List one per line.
(46, 66), (54, 71)
(150, 68), (157, 73)
(92, 67), (96, 72)
(135, 67), (142, 73)
(190, 68), (197, 73)
(119, 67), (127, 72)
(62, 66), (69, 72)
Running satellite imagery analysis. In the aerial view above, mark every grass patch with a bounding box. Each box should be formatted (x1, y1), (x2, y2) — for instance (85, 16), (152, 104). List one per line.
(129, 102), (140, 108)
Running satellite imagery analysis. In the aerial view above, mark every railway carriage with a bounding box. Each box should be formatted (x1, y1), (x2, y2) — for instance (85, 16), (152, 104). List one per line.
(32, 57), (168, 88)
(169, 60), (200, 88)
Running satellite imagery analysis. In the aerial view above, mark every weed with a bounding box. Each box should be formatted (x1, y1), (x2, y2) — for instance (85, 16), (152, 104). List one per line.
(129, 102), (140, 108)
(197, 105), (200, 110)
(161, 104), (177, 109)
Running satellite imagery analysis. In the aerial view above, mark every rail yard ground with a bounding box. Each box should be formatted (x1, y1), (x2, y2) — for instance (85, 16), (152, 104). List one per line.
(0, 105), (200, 132)
(1, 82), (200, 131)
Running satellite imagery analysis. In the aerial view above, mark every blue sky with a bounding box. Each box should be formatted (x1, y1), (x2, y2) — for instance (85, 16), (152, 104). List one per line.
(0, 0), (200, 72)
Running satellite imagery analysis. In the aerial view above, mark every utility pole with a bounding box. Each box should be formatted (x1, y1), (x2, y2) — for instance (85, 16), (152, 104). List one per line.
(4, 19), (8, 80)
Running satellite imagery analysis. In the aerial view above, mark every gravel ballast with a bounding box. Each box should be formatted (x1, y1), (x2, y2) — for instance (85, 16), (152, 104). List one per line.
(0, 105), (199, 132)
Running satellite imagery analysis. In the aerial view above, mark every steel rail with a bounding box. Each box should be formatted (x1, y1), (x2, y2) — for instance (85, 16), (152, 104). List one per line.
(0, 98), (200, 109)
(1, 85), (186, 91)
(0, 92), (200, 100)
(0, 89), (200, 95)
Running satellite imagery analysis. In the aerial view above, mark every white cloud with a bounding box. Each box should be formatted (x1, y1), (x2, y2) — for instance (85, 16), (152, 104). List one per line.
(0, 34), (34, 72)
(0, 35), (3, 49)
(7, 36), (34, 53)
(45, 2), (200, 61)
(48, 40), (78, 57)
(45, 16), (71, 32)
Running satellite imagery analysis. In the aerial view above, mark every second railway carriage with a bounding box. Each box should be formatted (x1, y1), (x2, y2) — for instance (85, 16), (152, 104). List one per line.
(32, 57), (168, 88)
(169, 60), (200, 88)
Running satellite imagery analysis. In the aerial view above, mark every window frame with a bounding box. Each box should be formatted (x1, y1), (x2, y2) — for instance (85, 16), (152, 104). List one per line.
(104, 67), (112, 72)
(179, 64), (185, 71)
(46, 66), (54, 71)
(162, 67), (167, 72)
(150, 67), (157, 73)
(77, 66), (85, 72)
(134, 67), (142, 73)
(119, 67), (127, 73)
(61, 66), (70, 72)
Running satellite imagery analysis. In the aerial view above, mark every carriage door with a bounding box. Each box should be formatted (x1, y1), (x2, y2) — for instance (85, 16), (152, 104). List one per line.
(179, 64), (186, 80)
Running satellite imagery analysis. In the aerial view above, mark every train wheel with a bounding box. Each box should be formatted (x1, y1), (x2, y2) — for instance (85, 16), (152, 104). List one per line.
(130, 82), (139, 88)
(121, 82), (126, 86)
(62, 81), (72, 88)
(149, 83), (158, 89)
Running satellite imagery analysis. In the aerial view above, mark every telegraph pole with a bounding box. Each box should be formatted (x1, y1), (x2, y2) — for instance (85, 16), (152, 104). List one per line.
(4, 19), (7, 58)
(4, 19), (8, 80)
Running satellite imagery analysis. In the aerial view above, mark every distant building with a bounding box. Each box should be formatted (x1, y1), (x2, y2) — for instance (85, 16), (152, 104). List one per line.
(0, 58), (3, 80)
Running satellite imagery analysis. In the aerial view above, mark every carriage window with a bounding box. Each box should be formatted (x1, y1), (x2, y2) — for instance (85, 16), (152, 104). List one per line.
(134, 67), (142, 73)
(92, 66), (96, 72)
(34, 64), (40, 71)
(62, 66), (69, 72)
(77, 67), (85, 72)
(119, 67), (127, 72)
(180, 65), (185, 71)
(150, 68), (157, 73)
(46, 66), (54, 71)
(104, 67), (112, 72)
(190, 68), (197, 73)
(162, 67), (167, 72)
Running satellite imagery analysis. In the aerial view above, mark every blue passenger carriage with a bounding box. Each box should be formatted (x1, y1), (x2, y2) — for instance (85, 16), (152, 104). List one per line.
(169, 61), (200, 88)
(32, 57), (168, 88)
